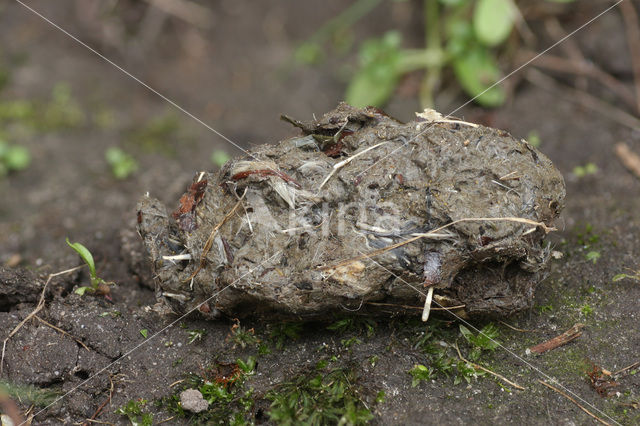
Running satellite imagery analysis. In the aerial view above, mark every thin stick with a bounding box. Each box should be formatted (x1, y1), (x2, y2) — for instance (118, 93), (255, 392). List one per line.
(35, 315), (90, 351)
(455, 343), (525, 391)
(528, 323), (584, 354)
(318, 141), (390, 189)
(612, 361), (640, 378)
(499, 320), (535, 333)
(538, 380), (611, 426)
(614, 143), (640, 179)
(320, 216), (554, 271)
(184, 195), (245, 282)
(619, 0), (640, 115)
(365, 301), (466, 311)
(142, 0), (215, 30)
(83, 375), (115, 426)
(1, 266), (82, 376)
(519, 50), (637, 112)
(526, 69), (640, 130)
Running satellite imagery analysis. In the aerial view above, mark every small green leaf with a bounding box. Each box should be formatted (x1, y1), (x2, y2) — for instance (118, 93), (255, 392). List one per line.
(409, 364), (433, 387)
(5, 145), (30, 170)
(346, 31), (403, 107)
(66, 238), (97, 280)
(585, 251), (600, 264)
(473, 0), (515, 47)
(613, 273), (629, 282)
(75, 286), (90, 295)
(452, 47), (506, 107)
(211, 149), (231, 167)
(459, 324), (473, 343)
(105, 147), (138, 180)
(140, 329), (148, 338)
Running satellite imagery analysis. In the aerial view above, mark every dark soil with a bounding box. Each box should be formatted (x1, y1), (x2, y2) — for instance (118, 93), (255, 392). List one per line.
(1, 1), (639, 425)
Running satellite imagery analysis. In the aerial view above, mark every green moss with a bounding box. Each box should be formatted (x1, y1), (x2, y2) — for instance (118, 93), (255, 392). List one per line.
(266, 362), (375, 425)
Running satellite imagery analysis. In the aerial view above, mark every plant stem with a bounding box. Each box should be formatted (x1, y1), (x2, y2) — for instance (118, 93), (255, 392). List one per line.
(421, 0), (443, 109)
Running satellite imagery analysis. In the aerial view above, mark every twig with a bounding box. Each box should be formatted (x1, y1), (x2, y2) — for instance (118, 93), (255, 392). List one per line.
(525, 69), (640, 130)
(320, 216), (554, 271)
(614, 143), (640, 179)
(528, 323), (584, 354)
(365, 301), (466, 311)
(454, 343), (525, 390)
(34, 315), (90, 351)
(1, 266), (82, 376)
(83, 375), (115, 426)
(318, 141), (390, 189)
(619, 0), (640, 115)
(499, 320), (535, 333)
(141, 0), (214, 30)
(544, 17), (589, 92)
(518, 50), (637, 112)
(538, 380), (611, 426)
(184, 194), (246, 282)
(612, 361), (640, 378)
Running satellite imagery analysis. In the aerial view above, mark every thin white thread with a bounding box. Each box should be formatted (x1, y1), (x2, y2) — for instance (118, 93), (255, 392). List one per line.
(355, 248), (621, 426)
(27, 251), (282, 424)
(13, 0), (257, 162)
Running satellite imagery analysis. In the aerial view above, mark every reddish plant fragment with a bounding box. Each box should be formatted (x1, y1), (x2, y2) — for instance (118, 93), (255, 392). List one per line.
(479, 236), (494, 246)
(528, 323), (584, 354)
(588, 364), (619, 397)
(173, 180), (208, 232)
(324, 141), (345, 158)
(230, 169), (301, 189)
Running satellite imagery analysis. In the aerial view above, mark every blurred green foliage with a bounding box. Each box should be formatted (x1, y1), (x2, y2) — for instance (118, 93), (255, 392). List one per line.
(296, 0), (575, 108)
(105, 146), (138, 179)
(0, 138), (30, 176)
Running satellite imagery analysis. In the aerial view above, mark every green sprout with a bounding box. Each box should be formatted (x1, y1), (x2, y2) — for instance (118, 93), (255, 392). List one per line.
(140, 329), (149, 338)
(409, 364), (434, 387)
(585, 250), (601, 264)
(0, 139), (30, 176)
(572, 162), (598, 178)
(187, 328), (207, 344)
(459, 323), (499, 361)
(105, 147), (138, 179)
(115, 399), (153, 426)
(211, 149), (231, 167)
(580, 304), (594, 317)
(65, 238), (112, 295)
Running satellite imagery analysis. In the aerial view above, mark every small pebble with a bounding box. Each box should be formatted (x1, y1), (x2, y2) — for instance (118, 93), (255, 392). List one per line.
(180, 388), (209, 413)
